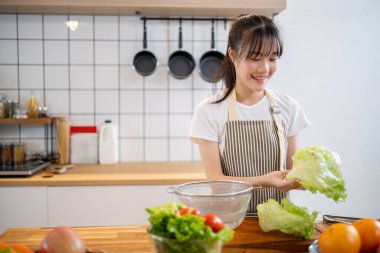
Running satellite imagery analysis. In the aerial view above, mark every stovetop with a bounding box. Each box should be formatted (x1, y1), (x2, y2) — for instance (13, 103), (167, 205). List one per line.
(0, 160), (51, 176)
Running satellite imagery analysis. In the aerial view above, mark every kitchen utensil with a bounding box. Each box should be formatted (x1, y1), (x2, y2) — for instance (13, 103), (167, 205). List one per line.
(170, 180), (258, 229)
(168, 19), (195, 79)
(133, 19), (157, 76)
(323, 214), (380, 224)
(308, 240), (320, 253)
(199, 19), (225, 83)
(147, 228), (223, 253)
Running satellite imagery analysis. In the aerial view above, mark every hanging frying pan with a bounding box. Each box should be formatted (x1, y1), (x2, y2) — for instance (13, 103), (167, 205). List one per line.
(168, 19), (195, 80)
(199, 20), (225, 83)
(133, 19), (157, 76)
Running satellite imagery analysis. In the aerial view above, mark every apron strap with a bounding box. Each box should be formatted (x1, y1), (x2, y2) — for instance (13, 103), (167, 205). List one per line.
(227, 89), (238, 121)
(226, 88), (286, 170)
(265, 88), (286, 170)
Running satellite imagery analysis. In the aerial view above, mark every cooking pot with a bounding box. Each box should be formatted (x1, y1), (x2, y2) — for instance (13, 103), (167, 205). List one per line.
(199, 20), (225, 83)
(133, 20), (157, 76)
(168, 19), (195, 80)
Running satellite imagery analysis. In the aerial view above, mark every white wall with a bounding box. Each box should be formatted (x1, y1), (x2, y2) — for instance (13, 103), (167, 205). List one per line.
(273, 0), (380, 218)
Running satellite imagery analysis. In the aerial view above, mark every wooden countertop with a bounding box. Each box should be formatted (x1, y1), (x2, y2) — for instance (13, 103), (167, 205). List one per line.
(0, 162), (206, 187)
(0, 218), (320, 253)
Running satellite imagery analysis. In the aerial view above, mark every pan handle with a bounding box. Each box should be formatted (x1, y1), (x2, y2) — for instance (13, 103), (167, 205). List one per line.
(143, 19), (147, 49)
(211, 19), (215, 49)
(178, 18), (183, 49)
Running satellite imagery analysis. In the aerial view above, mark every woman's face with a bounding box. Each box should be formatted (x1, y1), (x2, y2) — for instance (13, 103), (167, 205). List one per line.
(229, 46), (278, 93)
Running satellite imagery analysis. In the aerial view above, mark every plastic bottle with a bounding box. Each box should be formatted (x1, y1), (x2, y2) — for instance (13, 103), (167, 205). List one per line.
(28, 91), (38, 118)
(99, 120), (119, 164)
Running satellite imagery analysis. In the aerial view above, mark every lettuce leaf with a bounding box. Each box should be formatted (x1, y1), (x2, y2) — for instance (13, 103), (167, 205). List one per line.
(287, 145), (347, 202)
(257, 198), (318, 239)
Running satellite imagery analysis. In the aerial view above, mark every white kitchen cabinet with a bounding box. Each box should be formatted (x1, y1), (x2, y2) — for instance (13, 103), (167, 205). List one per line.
(0, 187), (48, 234)
(47, 185), (173, 227)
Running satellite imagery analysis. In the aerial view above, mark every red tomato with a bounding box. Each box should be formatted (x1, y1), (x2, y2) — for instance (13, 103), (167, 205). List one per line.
(204, 213), (224, 233)
(179, 208), (191, 215)
(179, 208), (200, 216)
(190, 209), (200, 215)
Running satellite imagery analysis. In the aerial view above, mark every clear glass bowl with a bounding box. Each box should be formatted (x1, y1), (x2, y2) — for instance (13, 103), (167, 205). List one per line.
(148, 230), (223, 253)
(171, 180), (255, 229)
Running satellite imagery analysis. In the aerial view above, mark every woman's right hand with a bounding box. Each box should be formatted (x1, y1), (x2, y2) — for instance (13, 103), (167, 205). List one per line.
(259, 170), (302, 192)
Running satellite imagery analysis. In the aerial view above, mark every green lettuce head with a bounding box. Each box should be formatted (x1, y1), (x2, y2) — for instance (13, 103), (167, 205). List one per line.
(287, 145), (347, 202)
(257, 198), (318, 239)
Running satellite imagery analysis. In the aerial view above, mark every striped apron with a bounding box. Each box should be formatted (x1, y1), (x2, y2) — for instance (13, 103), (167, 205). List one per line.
(221, 88), (288, 216)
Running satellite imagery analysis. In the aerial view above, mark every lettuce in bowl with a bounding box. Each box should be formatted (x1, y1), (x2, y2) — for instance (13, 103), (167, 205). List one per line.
(257, 198), (318, 239)
(287, 145), (347, 202)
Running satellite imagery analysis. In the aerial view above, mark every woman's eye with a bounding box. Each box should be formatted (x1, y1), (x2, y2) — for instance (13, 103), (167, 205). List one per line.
(250, 58), (260, 62)
(269, 58), (278, 62)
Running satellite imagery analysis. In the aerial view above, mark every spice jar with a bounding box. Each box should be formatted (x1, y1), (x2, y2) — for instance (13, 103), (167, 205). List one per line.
(13, 143), (26, 166)
(1, 143), (13, 167)
(6, 100), (19, 118)
(37, 106), (49, 118)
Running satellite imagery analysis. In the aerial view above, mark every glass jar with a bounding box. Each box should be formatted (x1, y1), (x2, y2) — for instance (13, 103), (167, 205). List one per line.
(37, 106), (49, 118)
(6, 100), (19, 118)
(13, 143), (26, 166)
(28, 92), (38, 118)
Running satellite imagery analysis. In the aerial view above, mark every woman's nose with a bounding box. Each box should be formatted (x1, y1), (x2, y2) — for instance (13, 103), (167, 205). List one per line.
(257, 60), (269, 73)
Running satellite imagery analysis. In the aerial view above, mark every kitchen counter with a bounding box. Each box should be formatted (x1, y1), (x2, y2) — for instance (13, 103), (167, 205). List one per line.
(0, 162), (206, 187)
(0, 218), (320, 253)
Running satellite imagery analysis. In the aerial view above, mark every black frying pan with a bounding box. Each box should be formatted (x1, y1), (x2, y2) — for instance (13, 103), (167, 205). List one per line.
(133, 19), (157, 76)
(168, 19), (195, 80)
(199, 20), (225, 83)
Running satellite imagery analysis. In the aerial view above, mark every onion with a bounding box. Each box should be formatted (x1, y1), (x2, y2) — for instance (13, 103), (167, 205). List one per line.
(40, 226), (85, 253)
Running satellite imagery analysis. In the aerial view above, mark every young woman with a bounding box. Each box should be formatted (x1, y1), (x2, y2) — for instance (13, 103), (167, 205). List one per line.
(189, 14), (310, 215)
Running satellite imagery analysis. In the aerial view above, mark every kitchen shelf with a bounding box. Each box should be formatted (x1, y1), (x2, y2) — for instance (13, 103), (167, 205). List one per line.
(0, 0), (286, 17)
(0, 118), (52, 125)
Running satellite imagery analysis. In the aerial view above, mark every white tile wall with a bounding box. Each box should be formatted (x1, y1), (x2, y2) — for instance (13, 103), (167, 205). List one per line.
(19, 40), (43, 64)
(19, 65), (44, 89)
(0, 14), (17, 38)
(44, 15), (68, 39)
(18, 15), (42, 39)
(0, 14), (230, 162)
(45, 66), (69, 89)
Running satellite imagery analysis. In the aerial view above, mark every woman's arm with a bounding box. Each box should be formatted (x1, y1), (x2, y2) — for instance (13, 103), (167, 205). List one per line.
(196, 138), (300, 192)
(286, 135), (298, 170)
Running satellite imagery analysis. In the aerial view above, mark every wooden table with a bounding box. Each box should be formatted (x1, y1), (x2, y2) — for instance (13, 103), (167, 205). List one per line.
(0, 218), (323, 253)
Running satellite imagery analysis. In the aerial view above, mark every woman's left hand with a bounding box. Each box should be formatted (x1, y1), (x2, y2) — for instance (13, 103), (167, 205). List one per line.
(262, 170), (303, 192)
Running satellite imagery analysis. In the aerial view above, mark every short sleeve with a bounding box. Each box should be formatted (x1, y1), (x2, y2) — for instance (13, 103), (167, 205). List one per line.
(287, 98), (311, 137)
(188, 100), (219, 143)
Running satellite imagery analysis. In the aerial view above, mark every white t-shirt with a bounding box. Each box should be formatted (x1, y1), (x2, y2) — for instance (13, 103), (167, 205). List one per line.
(189, 90), (311, 152)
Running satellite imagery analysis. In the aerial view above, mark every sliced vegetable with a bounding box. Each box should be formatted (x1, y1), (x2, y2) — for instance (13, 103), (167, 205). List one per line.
(257, 198), (318, 239)
(287, 145), (347, 202)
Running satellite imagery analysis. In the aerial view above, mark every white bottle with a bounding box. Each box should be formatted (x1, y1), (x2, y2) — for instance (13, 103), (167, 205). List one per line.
(99, 120), (119, 164)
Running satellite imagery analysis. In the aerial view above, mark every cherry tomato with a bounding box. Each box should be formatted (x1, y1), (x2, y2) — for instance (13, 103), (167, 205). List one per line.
(204, 213), (224, 233)
(190, 209), (200, 215)
(179, 208), (191, 215)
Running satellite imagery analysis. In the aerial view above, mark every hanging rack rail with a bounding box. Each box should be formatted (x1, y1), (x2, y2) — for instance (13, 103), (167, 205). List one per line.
(141, 17), (231, 22)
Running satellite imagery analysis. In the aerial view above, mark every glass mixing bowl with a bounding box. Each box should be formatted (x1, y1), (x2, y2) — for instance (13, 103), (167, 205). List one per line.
(171, 180), (256, 229)
(148, 230), (223, 253)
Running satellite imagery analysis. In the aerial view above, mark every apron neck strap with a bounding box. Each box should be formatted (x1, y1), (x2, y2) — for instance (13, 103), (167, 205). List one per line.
(265, 88), (286, 170)
(226, 88), (286, 169)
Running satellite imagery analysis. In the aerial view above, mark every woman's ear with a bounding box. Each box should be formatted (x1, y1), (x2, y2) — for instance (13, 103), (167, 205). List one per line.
(228, 47), (236, 62)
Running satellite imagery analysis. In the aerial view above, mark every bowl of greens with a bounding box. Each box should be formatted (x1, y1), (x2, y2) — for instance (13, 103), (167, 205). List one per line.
(171, 180), (255, 229)
(146, 202), (234, 253)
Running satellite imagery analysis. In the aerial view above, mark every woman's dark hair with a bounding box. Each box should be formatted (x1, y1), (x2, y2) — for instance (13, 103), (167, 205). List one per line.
(214, 14), (283, 103)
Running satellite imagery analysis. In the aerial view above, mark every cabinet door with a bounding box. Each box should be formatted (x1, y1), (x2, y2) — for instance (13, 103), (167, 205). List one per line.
(0, 187), (48, 233)
(48, 185), (172, 227)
